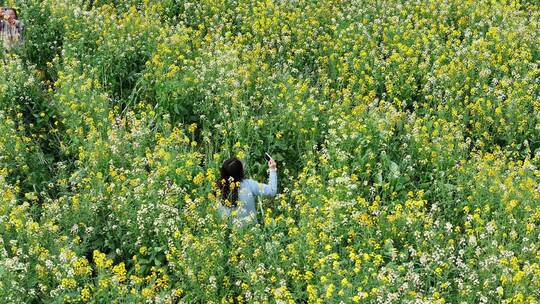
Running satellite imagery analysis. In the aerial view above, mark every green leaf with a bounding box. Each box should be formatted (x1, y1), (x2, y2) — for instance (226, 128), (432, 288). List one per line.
(389, 161), (400, 179)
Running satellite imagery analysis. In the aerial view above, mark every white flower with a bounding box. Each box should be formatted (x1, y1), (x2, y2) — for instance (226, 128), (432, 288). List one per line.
(45, 260), (53, 268)
(70, 224), (79, 234)
(469, 235), (477, 246)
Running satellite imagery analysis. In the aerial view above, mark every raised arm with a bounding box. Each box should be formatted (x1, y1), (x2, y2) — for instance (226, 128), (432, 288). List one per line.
(248, 169), (277, 197)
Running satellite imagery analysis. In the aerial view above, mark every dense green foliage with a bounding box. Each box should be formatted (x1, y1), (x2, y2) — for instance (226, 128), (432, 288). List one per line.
(1, 0), (539, 303)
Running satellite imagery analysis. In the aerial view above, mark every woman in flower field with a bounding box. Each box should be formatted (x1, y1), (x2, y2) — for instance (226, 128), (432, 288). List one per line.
(216, 156), (278, 228)
(0, 7), (24, 51)
(2, 0), (540, 303)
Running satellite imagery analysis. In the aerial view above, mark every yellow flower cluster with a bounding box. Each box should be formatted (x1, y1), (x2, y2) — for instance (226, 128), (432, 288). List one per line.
(93, 250), (113, 269)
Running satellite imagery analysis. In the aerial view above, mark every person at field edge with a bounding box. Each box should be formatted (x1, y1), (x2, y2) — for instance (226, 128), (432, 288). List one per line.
(216, 156), (277, 228)
(0, 7), (24, 51)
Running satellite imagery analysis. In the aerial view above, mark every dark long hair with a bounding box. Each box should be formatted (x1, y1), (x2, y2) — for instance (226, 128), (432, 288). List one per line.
(216, 157), (244, 207)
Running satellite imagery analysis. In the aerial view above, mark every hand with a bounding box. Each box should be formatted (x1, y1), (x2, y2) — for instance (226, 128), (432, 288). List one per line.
(268, 158), (277, 170)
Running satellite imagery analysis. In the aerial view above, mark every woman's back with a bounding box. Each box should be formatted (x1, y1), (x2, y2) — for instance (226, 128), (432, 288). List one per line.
(218, 168), (278, 228)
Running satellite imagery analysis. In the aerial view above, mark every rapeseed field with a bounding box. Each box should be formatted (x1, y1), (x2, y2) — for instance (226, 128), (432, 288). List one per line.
(0, 0), (539, 303)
